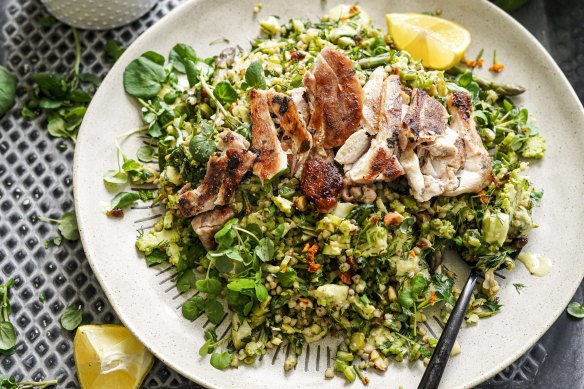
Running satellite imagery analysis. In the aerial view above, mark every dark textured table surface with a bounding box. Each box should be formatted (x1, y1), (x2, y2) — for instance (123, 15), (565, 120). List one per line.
(0, 0), (582, 388)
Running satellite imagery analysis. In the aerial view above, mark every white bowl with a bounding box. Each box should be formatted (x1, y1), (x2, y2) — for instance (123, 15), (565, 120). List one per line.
(74, 0), (584, 388)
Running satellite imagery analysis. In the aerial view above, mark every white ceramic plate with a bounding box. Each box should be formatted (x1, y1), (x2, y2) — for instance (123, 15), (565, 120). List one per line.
(74, 0), (584, 387)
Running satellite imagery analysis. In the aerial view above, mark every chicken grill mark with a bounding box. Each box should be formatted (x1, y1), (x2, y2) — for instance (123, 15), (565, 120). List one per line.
(178, 149), (256, 218)
(250, 89), (289, 181)
(304, 47), (364, 150)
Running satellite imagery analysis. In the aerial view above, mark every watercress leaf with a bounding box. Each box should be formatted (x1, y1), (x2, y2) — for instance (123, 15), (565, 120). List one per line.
(245, 60), (266, 90)
(122, 159), (142, 172)
(60, 304), (83, 331)
(255, 237), (275, 262)
(213, 218), (238, 248)
(110, 192), (140, 209)
(103, 169), (128, 185)
(198, 339), (213, 357)
(176, 270), (198, 292)
(79, 72), (102, 86)
(243, 301), (253, 316)
(141, 51), (166, 66)
(47, 117), (67, 138)
(145, 248), (167, 266)
(148, 121), (162, 138)
(123, 56), (166, 98)
(213, 81), (238, 105)
(458, 71), (473, 87)
(244, 223), (263, 241)
(30, 72), (67, 99)
(196, 278), (222, 297)
(189, 133), (217, 164)
(105, 39), (125, 63)
(0, 66), (17, 118)
(58, 211), (79, 240)
(398, 287), (414, 308)
(38, 98), (62, 109)
(411, 274), (430, 297)
(567, 301), (584, 319)
(224, 249), (244, 262)
(68, 88), (93, 103)
(210, 352), (232, 370)
(181, 295), (205, 320)
(204, 300), (225, 324)
(0, 322), (16, 351)
(255, 283), (269, 302)
(227, 279), (256, 292)
(169, 43), (198, 73)
(137, 145), (156, 162)
(214, 256), (233, 273)
(276, 269), (297, 287)
(184, 59), (198, 88)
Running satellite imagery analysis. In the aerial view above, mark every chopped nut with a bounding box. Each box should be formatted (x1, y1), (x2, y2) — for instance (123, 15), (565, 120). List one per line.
(383, 212), (404, 227)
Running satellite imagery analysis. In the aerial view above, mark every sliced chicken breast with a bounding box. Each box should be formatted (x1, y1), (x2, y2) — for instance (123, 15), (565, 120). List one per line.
(443, 92), (492, 196)
(250, 89), (289, 181)
(289, 87), (310, 127)
(217, 130), (250, 151)
(304, 47), (364, 150)
(335, 129), (371, 165)
(178, 149), (256, 217)
(191, 207), (235, 250)
(345, 75), (405, 184)
(266, 90), (313, 176)
(361, 67), (386, 135)
(400, 88), (449, 150)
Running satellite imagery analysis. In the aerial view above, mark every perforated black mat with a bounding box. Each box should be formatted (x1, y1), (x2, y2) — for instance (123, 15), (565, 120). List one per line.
(0, 0), (582, 388)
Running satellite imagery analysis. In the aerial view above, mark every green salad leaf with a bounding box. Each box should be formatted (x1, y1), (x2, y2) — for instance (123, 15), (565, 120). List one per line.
(0, 65), (17, 118)
(60, 304), (83, 331)
(123, 54), (166, 98)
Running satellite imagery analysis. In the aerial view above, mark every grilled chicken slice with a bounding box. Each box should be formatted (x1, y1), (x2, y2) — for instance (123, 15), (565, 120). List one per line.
(289, 87), (310, 127)
(400, 88), (457, 202)
(443, 92), (492, 196)
(304, 47), (364, 150)
(266, 90), (313, 176)
(178, 149), (256, 217)
(400, 88), (449, 150)
(191, 207), (235, 250)
(217, 130), (250, 151)
(250, 89), (289, 181)
(335, 129), (371, 165)
(361, 67), (386, 135)
(346, 75), (405, 184)
(301, 159), (343, 213)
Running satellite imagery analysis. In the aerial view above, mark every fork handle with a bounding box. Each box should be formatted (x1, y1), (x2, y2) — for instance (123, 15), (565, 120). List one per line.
(418, 269), (480, 389)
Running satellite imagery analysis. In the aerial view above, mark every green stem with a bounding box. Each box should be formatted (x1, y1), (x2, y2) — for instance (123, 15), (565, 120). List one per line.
(448, 65), (526, 96)
(70, 27), (81, 89)
(357, 53), (390, 69)
(233, 226), (260, 243)
(38, 216), (61, 224)
(18, 380), (58, 389)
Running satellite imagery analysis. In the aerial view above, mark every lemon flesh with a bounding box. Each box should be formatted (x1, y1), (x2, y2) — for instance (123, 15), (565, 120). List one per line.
(74, 325), (154, 389)
(386, 13), (471, 70)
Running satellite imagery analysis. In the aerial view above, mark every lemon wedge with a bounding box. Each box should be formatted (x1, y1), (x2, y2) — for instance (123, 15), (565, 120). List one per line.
(386, 13), (471, 70)
(74, 325), (154, 389)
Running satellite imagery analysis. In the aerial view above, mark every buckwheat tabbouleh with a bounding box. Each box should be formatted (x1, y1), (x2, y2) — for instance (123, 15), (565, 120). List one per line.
(105, 5), (545, 383)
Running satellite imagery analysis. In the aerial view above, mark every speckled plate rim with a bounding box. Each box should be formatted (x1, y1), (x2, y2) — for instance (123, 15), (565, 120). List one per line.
(73, 0), (584, 388)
